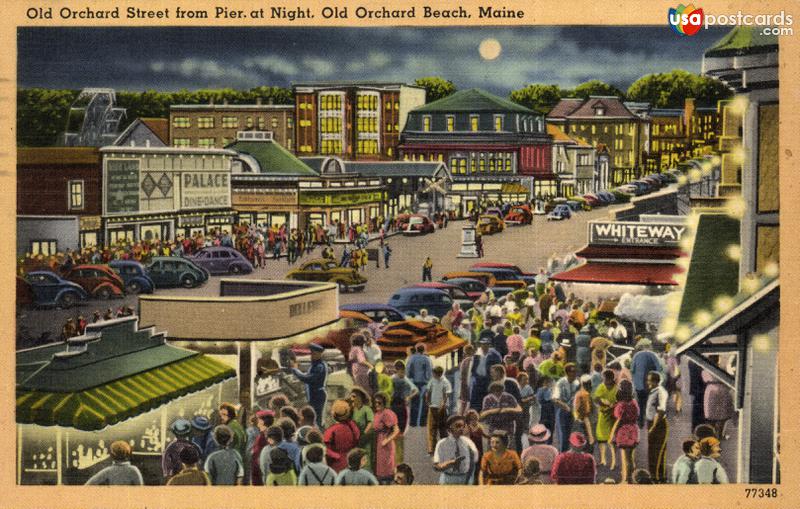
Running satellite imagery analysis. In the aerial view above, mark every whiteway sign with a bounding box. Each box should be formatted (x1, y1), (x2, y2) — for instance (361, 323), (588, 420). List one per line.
(589, 221), (686, 247)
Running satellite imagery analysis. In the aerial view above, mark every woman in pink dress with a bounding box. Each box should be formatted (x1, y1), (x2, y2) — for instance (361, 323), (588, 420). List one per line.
(372, 392), (400, 484)
(349, 334), (373, 391)
(609, 379), (639, 484)
(702, 355), (735, 440)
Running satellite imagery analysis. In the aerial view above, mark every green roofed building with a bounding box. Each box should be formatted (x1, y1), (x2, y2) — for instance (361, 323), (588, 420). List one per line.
(16, 316), (237, 485)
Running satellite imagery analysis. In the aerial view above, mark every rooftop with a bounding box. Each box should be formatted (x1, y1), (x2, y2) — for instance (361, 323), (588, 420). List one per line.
(17, 147), (100, 165)
(705, 26), (779, 58)
(170, 103), (294, 111)
(228, 139), (318, 176)
(411, 88), (534, 114)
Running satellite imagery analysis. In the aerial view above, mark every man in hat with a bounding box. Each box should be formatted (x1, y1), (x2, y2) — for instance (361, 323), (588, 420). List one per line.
(290, 343), (329, 427)
(521, 424), (559, 478)
(162, 418), (202, 481)
(553, 363), (580, 452)
(550, 432), (596, 484)
(190, 415), (217, 463)
(432, 414), (479, 485)
(631, 338), (662, 428)
(470, 337), (502, 411)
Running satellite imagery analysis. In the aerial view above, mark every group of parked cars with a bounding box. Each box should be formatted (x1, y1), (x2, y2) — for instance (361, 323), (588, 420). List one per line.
(473, 204), (534, 236)
(19, 246), (256, 309)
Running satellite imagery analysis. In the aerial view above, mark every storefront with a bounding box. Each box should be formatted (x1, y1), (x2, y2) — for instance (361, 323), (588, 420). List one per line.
(448, 177), (531, 217)
(299, 187), (385, 230)
(233, 188), (298, 228)
(16, 317), (236, 485)
(99, 146), (236, 245)
(551, 218), (687, 301)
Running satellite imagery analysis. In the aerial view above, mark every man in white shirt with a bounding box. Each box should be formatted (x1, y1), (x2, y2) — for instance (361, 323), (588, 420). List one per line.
(419, 308), (437, 324)
(433, 415), (479, 485)
(607, 319), (628, 344)
(425, 366), (453, 455)
(646, 371), (669, 483)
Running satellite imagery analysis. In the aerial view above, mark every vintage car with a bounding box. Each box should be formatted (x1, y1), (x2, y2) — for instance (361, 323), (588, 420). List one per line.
(440, 271), (497, 288)
(483, 207), (504, 220)
(476, 214), (505, 235)
(24, 271), (89, 308)
(465, 266), (526, 289)
(504, 204), (533, 225)
(62, 264), (125, 300)
(547, 204), (572, 221)
(286, 258), (367, 292)
(339, 303), (406, 322)
(109, 260), (155, 294)
(146, 256), (209, 289)
(403, 215), (435, 236)
(394, 213), (413, 231)
(388, 287), (454, 318)
(470, 262), (537, 285)
(184, 246), (254, 275)
(411, 282), (474, 310)
(441, 277), (489, 300)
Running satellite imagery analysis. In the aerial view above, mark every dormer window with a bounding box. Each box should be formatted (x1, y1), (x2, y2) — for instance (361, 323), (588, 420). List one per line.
(595, 107), (605, 116)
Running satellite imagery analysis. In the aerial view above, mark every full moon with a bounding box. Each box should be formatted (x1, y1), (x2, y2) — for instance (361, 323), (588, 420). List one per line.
(479, 38), (502, 60)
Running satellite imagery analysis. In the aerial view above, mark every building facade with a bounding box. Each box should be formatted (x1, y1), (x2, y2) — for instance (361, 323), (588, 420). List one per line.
(17, 147), (103, 250)
(644, 98), (721, 172)
(99, 146), (236, 244)
(399, 88), (552, 213)
(293, 82), (426, 160)
(113, 117), (169, 148)
(547, 124), (596, 196)
(169, 102), (295, 151)
(547, 96), (646, 186)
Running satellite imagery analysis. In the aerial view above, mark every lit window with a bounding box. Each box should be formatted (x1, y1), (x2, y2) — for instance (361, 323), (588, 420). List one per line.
(287, 117), (293, 129)
(423, 116), (431, 132)
(222, 116), (239, 128)
(68, 180), (84, 210)
(471, 115), (479, 132)
(198, 138), (215, 148)
(447, 116), (455, 132)
(494, 116), (503, 132)
(172, 138), (190, 147)
(172, 117), (190, 128)
(197, 117), (214, 129)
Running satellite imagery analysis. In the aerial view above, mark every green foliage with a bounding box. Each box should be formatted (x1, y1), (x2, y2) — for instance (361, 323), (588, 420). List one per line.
(17, 86), (294, 146)
(572, 80), (625, 99)
(414, 77), (457, 103)
(509, 84), (561, 114)
(626, 70), (733, 108)
(17, 88), (80, 146)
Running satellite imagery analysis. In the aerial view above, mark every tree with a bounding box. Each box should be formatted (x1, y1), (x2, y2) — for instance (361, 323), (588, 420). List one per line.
(414, 77), (456, 103)
(572, 80), (625, 99)
(627, 70), (733, 108)
(509, 84), (561, 114)
(17, 88), (80, 146)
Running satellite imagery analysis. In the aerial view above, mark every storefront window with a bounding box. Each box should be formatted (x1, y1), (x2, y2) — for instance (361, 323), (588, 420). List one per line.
(307, 213), (326, 226)
(109, 228), (135, 245)
(80, 232), (98, 249)
(30, 240), (57, 256)
(140, 224), (166, 242)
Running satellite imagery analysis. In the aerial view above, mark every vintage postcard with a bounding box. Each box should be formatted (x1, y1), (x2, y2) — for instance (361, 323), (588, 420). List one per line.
(2, 0), (796, 507)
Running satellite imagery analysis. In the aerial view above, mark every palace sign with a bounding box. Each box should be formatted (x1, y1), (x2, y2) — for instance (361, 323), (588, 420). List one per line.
(589, 221), (687, 247)
(181, 172), (231, 210)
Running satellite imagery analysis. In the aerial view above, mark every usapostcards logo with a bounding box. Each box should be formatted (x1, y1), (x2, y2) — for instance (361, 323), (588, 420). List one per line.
(668, 4), (705, 36)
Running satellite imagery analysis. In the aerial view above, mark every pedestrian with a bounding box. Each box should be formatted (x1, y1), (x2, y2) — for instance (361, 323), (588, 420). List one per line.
(433, 414), (479, 485)
(475, 232), (484, 258)
(422, 257), (433, 282)
(218, 403), (247, 462)
(61, 318), (78, 340)
(189, 416), (217, 464)
(521, 424), (559, 480)
(349, 387), (374, 471)
(693, 437), (729, 483)
(671, 439), (699, 484)
(382, 243), (392, 268)
(550, 432), (596, 484)
(335, 448), (379, 485)
(702, 355), (735, 440)
(348, 334), (373, 392)
(457, 345), (475, 416)
(593, 369), (618, 469)
(630, 338), (662, 428)
(204, 425), (244, 485)
(372, 392), (400, 484)
(425, 366), (452, 455)
(393, 463), (414, 485)
(664, 343), (683, 414)
(645, 371), (669, 483)
(323, 400), (361, 473)
(298, 443), (336, 486)
(470, 337), (503, 411)
(609, 379), (639, 483)
(266, 447), (297, 486)
(553, 363), (579, 452)
(516, 457), (543, 485)
(574, 374), (595, 449)
(162, 418), (202, 481)
(479, 431), (521, 485)
(85, 441), (144, 485)
(250, 410), (274, 486)
(406, 344), (432, 427)
(480, 381), (522, 440)
(534, 377), (556, 443)
(290, 343), (329, 427)
(390, 360), (418, 464)
(166, 446), (211, 485)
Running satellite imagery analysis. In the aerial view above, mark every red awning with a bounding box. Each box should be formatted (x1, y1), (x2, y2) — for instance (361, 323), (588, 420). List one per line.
(551, 262), (684, 286)
(575, 245), (687, 261)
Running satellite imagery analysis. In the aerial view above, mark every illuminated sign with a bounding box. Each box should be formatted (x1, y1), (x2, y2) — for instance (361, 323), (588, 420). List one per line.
(181, 172), (231, 210)
(589, 221), (687, 247)
(106, 160), (140, 214)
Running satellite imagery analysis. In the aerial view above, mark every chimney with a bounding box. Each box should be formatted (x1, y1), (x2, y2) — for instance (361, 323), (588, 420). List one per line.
(268, 98), (274, 105)
(209, 97), (215, 106)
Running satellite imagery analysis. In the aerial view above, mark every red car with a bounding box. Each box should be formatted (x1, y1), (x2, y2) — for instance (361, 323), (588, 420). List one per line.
(582, 194), (603, 207)
(402, 215), (435, 235)
(504, 205), (533, 225)
(63, 264), (125, 300)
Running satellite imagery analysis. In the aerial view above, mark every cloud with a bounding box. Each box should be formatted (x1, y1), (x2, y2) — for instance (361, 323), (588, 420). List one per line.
(302, 57), (335, 77)
(242, 55), (298, 76)
(147, 58), (260, 87)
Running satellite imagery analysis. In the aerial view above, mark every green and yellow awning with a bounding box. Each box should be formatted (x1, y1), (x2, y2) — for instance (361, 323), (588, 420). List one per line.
(17, 355), (234, 431)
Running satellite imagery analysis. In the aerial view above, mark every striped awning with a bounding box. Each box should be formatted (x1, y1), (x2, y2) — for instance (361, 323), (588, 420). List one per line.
(16, 355), (235, 431)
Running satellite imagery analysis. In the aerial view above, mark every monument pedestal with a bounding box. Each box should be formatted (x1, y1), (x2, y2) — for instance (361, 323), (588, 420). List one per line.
(457, 224), (479, 258)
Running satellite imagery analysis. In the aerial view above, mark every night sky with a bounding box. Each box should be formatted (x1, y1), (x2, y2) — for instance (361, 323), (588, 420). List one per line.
(18, 26), (730, 95)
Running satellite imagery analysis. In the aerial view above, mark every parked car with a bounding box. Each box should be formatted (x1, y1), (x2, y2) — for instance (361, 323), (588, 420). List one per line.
(286, 258), (367, 292)
(394, 214), (413, 231)
(477, 215), (505, 235)
(339, 303), (406, 323)
(596, 190), (617, 204)
(547, 204), (572, 221)
(25, 271), (89, 308)
(441, 271), (498, 288)
(470, 262), (536, 285)
(484, 207), (504, 220)
(388, 287), (454, 318)
(466, 267), (527, 289)
(63, 265), (125, 300)
(567, 196), (591, 211)
(403, 215), (435, 235)
(109, 260), (155, 294)
(504, 205), (533, 225)
(185, 246), (254, 275)
(582, 193), (603, 207)
(411, 282), (474, 310)
(442, 277), (489, 300)
(146, 256), (209, 289)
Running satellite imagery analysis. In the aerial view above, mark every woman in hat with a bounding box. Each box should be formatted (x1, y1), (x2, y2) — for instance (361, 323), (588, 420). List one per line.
(372, 392), (400, 484)
(162, 418), (202, 481)
(323, 400), (361, 473)
(349, 387), (374, 470)
(348, 334), (373, 391)
(593, 369), (618, 469)
(479, 431), (522, 485)
(609, 379), (639, 483)
(520, 424), (559, 479)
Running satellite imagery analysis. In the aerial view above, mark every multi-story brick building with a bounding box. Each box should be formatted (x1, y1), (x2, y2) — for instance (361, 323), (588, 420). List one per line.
(293, 81), (426, 160)
(399, 88), (553, 212)
(169, 101), (294, 151)
(644, 98), (720, 171)
(547, 96), (646, 185)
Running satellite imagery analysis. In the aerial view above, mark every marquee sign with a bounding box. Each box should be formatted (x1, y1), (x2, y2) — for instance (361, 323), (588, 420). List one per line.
(589, 221), (687, 247)
(181, 172), (231, 210)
